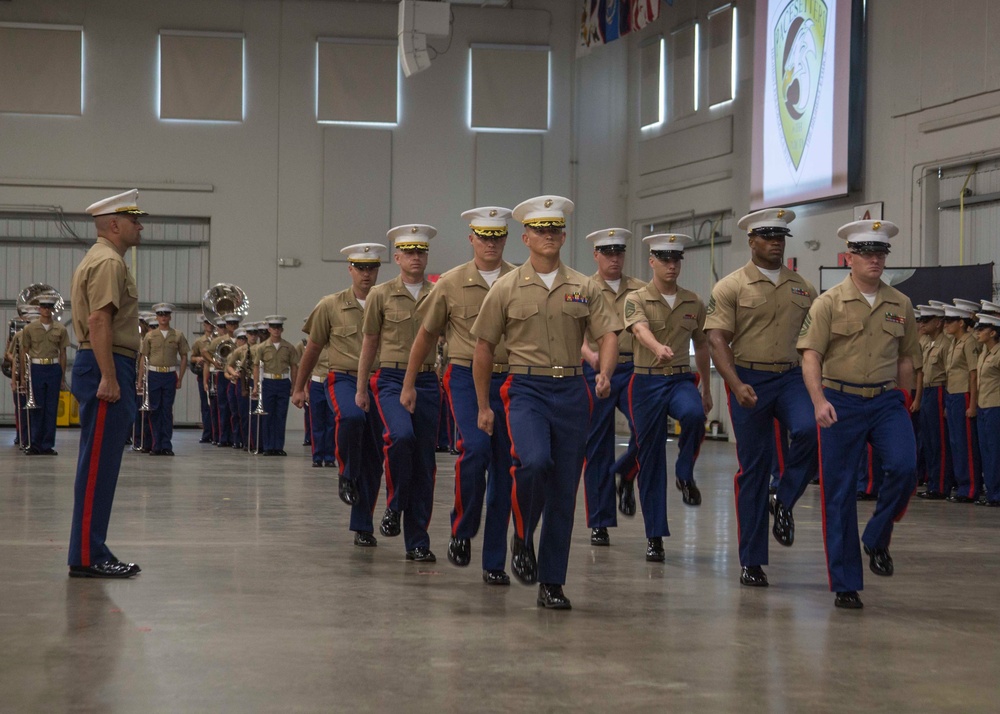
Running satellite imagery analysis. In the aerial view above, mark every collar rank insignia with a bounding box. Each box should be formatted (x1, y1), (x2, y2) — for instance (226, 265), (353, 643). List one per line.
(790, 287), (810, 297)
(565, 292), (589, 304)
(884, 312), (906, 325)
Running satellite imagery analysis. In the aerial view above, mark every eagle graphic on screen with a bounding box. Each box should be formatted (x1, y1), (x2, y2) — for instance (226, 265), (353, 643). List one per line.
(773, 0), (828, 172)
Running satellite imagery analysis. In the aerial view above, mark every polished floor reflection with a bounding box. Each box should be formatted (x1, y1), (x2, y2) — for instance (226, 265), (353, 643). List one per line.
(1, 428), (998, 713)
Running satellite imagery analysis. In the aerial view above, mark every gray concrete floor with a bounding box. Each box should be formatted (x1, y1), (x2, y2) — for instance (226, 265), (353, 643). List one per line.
(1, 428), (998, 713)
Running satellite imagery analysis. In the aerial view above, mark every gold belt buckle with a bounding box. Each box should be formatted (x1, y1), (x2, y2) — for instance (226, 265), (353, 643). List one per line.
(551, 365), (565, 378)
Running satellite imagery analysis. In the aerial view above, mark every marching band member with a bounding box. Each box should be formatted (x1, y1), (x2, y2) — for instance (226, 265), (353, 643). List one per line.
(623, 233), (712, 562)
(356, 226), (439, 562)
(401, 207), (515, 583)
(190, 315), (216, 443)
(914, 305), (953, 499)
(225, 328), (250, 450)
(705, 208), (818, 588)
(292, 243), (387, 546)
(581, 228), (645, 548)
(252, 315), (299, 456)
(204, 316), (239, 447)
(471, 195), (621, 610)
(20, 292), (68, 456)
(139, 302), (188, 455)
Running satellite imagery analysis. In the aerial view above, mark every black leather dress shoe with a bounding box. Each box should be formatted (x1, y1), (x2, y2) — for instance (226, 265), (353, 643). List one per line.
(354, 531), (377, 547)
(148, 449), (162, 456)
(740, 565), (769, 587)
(379, 508), (401, 537)
(163, 449), (174, 456)
(312, 461), (323, 468)
(987, 500), (1000, 508)
(677, 479), (702, 506)
(510, 535), (537, 585)
(435, 446), (450, 453)
(217, 442), (232, 448)
(768, 493), (776, 515)
(302, 439), (311, 446)
(69, 561), (140, 578)
(405, 546), (436, 562)
(617, 474), (636, 516)
(447, 537), (471, 567)
(646, 537), (665, 562)
(772, 497), (795, 547)
(856, 491), (878, 501)
(275, 449), (287, 456)
(947, 495), (976, 503)
(863, 545), (893, 576)
(482, 569), (510, 586)
(537, 583), (572, 610)
(323, 461), (336, 467)
(810, 476), (820, 485)
(835, 591), (864, 609)
(198, 437), (212, 444)
(339, 476), (358, 506)
(590, 527), (610, 546)
(917, 490), (947, 500)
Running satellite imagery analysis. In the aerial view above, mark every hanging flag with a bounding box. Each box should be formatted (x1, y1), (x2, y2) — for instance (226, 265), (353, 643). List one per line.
(631, 0), (662, 32)
(578, 0), (605, 57)
(579, 0), (666, 58)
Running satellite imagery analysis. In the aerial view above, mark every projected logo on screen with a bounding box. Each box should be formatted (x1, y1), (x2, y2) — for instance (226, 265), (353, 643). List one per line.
(773, 0), (828, 173)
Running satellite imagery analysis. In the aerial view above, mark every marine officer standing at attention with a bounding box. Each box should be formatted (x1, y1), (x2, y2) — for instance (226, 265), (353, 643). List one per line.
(400, 207), (515, 584)
(798, 219), (922, 609)
(472, 195), (621, 610)
(67, 189), (146, 578)
(293, 243), (387, 547)
(252, 316), (299, 456)
(623, 234), (712, 563)
(139, 303), (188, 456)
(356, 226), (439, 562)
(580, 228), (645, 548)
(913, 304), (953, 499)
(20, 292), (69, 455)
(942, 301), (982, 502)
(705, 208), (818, 588)
(972, 312), (1000, 505)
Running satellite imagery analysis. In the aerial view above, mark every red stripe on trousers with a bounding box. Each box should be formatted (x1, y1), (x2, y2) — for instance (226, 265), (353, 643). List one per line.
(816, 423), (833, 589)
(369, 371), (395, 505)
(81, 400), (108, 566)
(500, 375), (525, 539)
(326, 373), (345, 472)
(725, 384), (743, 547)
(443, 365), (465, 537)
(938, 388), (947, 492)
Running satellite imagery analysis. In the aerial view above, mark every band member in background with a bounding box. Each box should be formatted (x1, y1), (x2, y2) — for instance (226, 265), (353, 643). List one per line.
(472, 195), (621, 610)
(357, 226), (439, 562)
(253, 315), (299, 456)
(705, 208), (818, 589)
(204, 315), (239, 447)
(131, 312), (155, 451)
(190, 315), (215, 443)
(225, 328), (250, 450)
(20, 292), (68, 456)
(401, 206), (515, 584)
(293, 243), (387, 546)
(139, 302), (188, 455)
(623, 234), (712, 562)
(942, 301), (982, 502)
(67, 189), (146, 578)
(580, 228), (644, 547)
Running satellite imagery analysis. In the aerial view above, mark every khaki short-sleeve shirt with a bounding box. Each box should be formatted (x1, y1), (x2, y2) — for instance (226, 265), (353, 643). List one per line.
(471, 262), (622, 368)
(705, 261), (816, 363)
(71, 236), (140, 352)
(796, 276), (922, 384)
(141, 328), (189, 368)
(420, 260), (514, 364)
(586, 273), (646, 355)
(304, 288), (369, 372)
(21, 320), (69, 360)
(227, 343), (248, 369)
(623, 284), (705, 369)
(977, 343), (1000, 408)
(946, 332), (980, 394)
(191, 335), (212, 361)
(257, 338), (299, 374)
(362, 275), (433, 366)
(921, 334), (952, 387)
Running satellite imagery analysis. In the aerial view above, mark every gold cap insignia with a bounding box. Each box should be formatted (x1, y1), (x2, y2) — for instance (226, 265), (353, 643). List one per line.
(489, 209), (497, 217)
(410, 226), (419, 233)
(872, 221), (882, 231)
(668, 235), (676, 243)
(608, 230), (615, 236)
(544, 199), (553, 208)
(777, 209), (786, 219)
(364, 246), (370, 252)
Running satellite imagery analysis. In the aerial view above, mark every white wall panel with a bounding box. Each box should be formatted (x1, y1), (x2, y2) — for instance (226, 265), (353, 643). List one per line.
(474, 133), (543, 266)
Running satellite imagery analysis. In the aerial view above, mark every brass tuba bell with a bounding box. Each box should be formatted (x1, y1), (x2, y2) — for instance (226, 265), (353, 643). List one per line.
(202, 283), (250, 325)
(17, 283), (64, 318)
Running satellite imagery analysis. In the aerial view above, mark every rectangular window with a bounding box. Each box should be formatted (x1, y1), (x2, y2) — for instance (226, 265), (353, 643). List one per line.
(159, 31), (244, 122)
(0, 23), (82, 116)
(708, 4), (736, 107)
(639, 37), (664, 129)
(469, 44), (549, 132)
(669, 23), (697, 120)
(317, 38), (397, 126)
